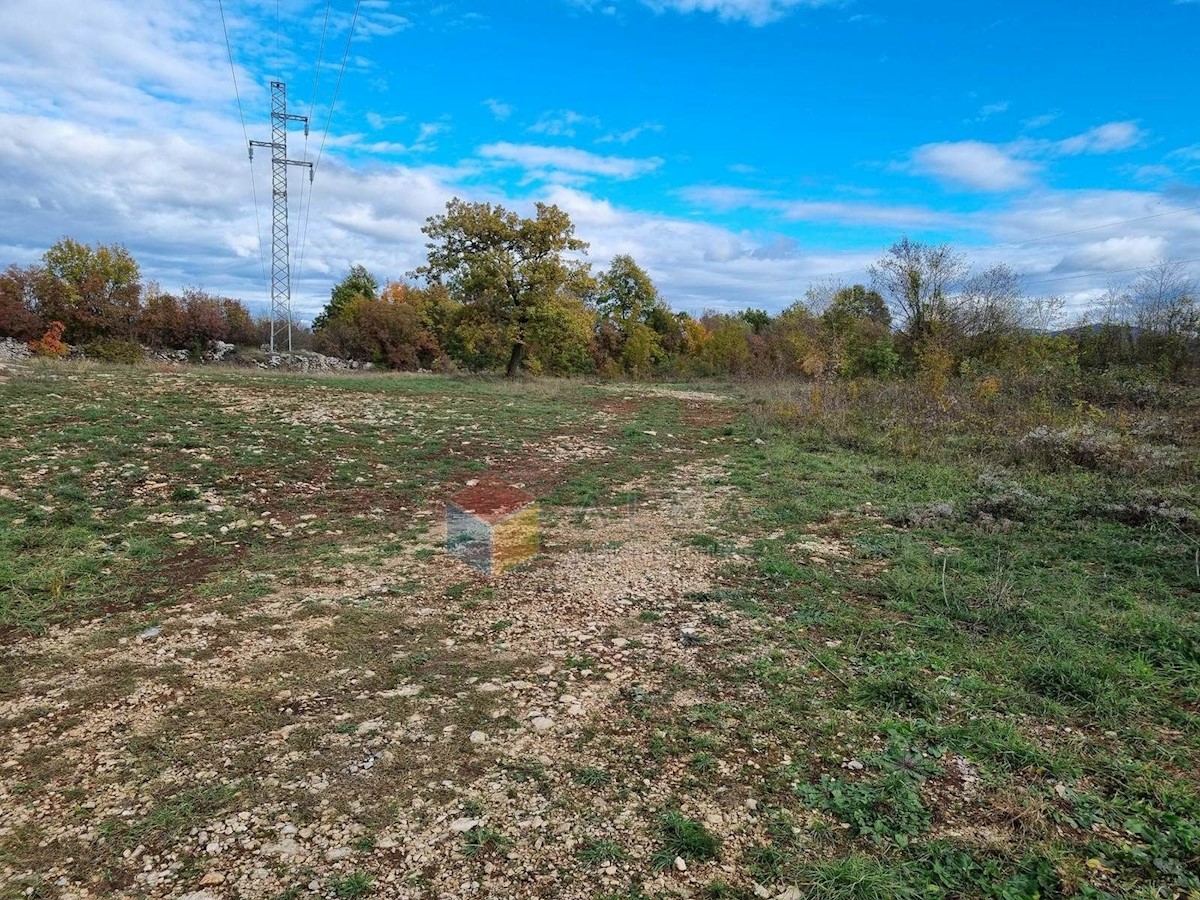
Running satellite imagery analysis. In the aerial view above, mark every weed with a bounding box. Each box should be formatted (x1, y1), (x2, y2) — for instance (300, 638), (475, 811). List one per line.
(578, 838), (629, 864)
(329, 872), (374, 898)
(574, 766), (612, 788)
(652, 809), (721, 869)
(462, 826), (511, 858)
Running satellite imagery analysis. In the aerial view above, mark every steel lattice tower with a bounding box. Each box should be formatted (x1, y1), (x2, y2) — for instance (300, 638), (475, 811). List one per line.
(250, 81), (312, 353)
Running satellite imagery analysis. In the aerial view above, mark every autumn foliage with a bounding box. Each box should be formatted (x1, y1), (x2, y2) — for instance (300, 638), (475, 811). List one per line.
(0, 239), (263, 355)
(28, 321), (68, 358)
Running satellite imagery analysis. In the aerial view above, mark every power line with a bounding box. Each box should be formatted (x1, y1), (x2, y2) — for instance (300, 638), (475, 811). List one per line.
(296, 0), (364, 291)
(312, 0), (363, 173)
(294, 0), (333, 292)
(217, 0), (270, 300)
(961, 204), (1200, 255)
(1022, 256), (1200, 288)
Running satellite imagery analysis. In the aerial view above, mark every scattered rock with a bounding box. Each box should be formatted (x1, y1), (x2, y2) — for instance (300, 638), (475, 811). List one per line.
(469, 730), (488, 744)
(324, 847), (352, 862)
(531, 716), (555, 733)
(450, 818), (480, 834)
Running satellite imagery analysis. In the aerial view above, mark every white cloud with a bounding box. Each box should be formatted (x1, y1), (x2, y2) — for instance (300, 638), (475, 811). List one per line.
(908, 121), (1147, 193)
(967, 101), (1010, 124)
(483, 98), (513, 120)
(680, 185), (962, 230)
(355, 0), (412, 37)
(1168, 144), (1200, 167)
(637, 0), (832, 25)
(1053, 120), (1144, 155)
(597, 122), (662, 144)
(1023, 111), (1061, 130)
(1054, 236), (1167, 272)
(911, 141), (1038, 192)
(479, 142), (663, 179)
(528, 109), (602, 138)
(366, 112), (406, 129)
(415, 122), (449, 145)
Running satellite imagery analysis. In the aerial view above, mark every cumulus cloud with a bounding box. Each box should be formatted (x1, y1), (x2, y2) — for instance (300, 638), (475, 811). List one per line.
(909, 122), (1148, 193)
(911, 141), (1038, 192)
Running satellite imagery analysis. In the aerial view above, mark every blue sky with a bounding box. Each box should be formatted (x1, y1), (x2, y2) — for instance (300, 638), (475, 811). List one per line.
(2, 0), (1199, 319)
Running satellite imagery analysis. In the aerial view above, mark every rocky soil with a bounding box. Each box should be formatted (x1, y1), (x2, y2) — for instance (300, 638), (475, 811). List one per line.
(1, 433), (810, 898)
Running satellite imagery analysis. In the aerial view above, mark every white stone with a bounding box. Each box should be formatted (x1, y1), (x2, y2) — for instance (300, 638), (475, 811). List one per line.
(469, 730), (488, 744)
(450, 818), (480, 834)
(673, 856), (687, 872)
(531, 717), (554, 733)
(324, 847), (352, 862)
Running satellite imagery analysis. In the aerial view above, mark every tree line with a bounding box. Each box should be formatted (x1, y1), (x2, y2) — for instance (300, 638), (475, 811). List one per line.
(3, 203), (1197, 378)
(0, 237), (299, 361)
(310, 199), (1199, 379)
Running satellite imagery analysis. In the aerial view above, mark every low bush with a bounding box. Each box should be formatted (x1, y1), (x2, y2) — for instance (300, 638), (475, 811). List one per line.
(83, 337), (144, 364)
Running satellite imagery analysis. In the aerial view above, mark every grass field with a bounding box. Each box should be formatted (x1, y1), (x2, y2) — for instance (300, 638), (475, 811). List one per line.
(1, 361), (1198, 899)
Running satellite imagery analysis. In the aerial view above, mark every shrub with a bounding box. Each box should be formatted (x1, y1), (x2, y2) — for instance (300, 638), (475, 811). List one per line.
(1016, 425), (1183, 475)
(28, 321), (68, 357)
(83, 337), (144, 364)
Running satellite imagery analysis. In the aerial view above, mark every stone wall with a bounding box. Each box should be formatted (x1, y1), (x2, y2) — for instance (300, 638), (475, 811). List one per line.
(0, 338), (32, 361)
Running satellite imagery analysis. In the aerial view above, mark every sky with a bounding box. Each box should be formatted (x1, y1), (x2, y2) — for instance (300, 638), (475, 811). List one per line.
(1, 0), (1199, 322)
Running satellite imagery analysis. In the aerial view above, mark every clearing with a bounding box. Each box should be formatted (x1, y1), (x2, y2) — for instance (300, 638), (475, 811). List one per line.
(1, 363), (1197, 899)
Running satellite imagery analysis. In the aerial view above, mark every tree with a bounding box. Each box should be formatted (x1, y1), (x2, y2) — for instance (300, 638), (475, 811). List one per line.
(825, 285), (890, 330)
(0, 265), (46, 341)
(819, 285), (894, 377)
(415, 198), (590, 376)
(597, 254), (658, 324)
(869, 238), (967, 348)
(313, 264), (379, 331)
(1126, 259), (1198, 338)
(739, 308), (771, 335)
(39, 238), (141, 342)
(595, 255), (666, 374)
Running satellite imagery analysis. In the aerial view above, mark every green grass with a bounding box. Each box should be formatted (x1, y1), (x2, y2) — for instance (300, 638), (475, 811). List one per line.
(329, 872), (374, 898)
(652, 809), (721, 869)
(578, 838), (630, 864)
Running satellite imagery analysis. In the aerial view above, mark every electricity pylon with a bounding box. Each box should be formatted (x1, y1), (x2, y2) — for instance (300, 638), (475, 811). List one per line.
(250, 81), (312, 353)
